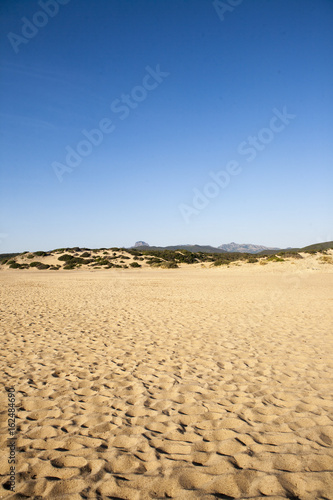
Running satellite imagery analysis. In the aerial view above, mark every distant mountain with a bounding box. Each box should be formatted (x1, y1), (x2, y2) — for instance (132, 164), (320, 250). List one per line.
(129, 240), (333, 255)
(130, 243), (227, 253)
(133, 241), (150, 247)
(218, 242), (280, 254)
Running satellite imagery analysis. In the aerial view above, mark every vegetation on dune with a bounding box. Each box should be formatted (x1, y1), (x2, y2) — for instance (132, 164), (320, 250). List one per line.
(130, 262), (141, 268)
(160, 261), (178, 268)
(2, 243), (332, 271)
(9, 262), (28, 269)
(265, 256), (285, 262)
(301, 241), (333, 252)
(318, 255), (333, 264)
(36, 263), (50, 270)
(58, 254), (94, 265)
(277, 251), (303, 259)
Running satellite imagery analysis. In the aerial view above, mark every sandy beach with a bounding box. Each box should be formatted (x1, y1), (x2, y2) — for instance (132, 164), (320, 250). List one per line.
(1, 261), (333, 499)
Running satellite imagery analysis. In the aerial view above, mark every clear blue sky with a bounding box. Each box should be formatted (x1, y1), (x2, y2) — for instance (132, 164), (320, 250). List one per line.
(1, 0), (332, 252)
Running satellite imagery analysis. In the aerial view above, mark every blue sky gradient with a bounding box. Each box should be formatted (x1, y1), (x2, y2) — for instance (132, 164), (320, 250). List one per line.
(1, 0), (332, 252)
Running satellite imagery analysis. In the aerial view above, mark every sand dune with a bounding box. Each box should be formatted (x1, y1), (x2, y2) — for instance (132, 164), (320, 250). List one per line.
(1, 261), (333, 499)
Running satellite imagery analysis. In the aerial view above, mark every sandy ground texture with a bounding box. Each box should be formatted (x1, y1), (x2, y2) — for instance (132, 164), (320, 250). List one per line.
(0, 262), (333, 499)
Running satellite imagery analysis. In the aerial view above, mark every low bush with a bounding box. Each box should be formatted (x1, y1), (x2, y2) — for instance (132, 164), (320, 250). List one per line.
(58, 254), (92, 265)
(58, 254), (73, 261)
(29, 261), (43, 267)
(147, 257), (163, 265)
(9, 262), (22, 269)
(94, 259), (109, 266)
(278, 252), (303, 259)
(318, 256), (333, 264)
(130, 262), (141, 268)
(247, 257), (258, 263)
(34, 251), (48, 257)
(161, 261), (178, 269)
(37, 264), (50, 270)
(266, 256), (285, 262)
(63, 264), (76, 270)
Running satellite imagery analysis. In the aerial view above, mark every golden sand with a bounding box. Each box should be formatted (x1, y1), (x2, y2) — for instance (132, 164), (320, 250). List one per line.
(1, 258), (333, 499)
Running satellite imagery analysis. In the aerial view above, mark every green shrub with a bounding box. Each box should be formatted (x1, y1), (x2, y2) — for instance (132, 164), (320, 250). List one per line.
(247, 257), (258, 263)
(37, 264), (50, 270)
(94, 259), (109, 266)
(7, 260), (16, 265)
(26, 254), (34, 259)
(9, 262), (22, 269)
(63, 264), (76, 270)
(147, 257), (163, 265)
(34, 251), (48, 257)
(278, 252), (303, 259)
(266, 256), (285, 262)
(1, 259), (8, 264)
(58, 254), (92, 265)
(29, 261), (42, 267)
(130, 262), (141, 268)
(58, 254), (73, 261)
(161, 261), (178, 269)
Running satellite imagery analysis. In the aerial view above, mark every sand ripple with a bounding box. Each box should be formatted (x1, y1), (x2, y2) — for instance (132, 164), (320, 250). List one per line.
(1, 269), (333, 499)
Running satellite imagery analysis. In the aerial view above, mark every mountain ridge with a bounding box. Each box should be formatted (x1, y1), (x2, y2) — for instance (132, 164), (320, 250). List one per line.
(131, 242), (280, 254)
(218, 242), (280, 254)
